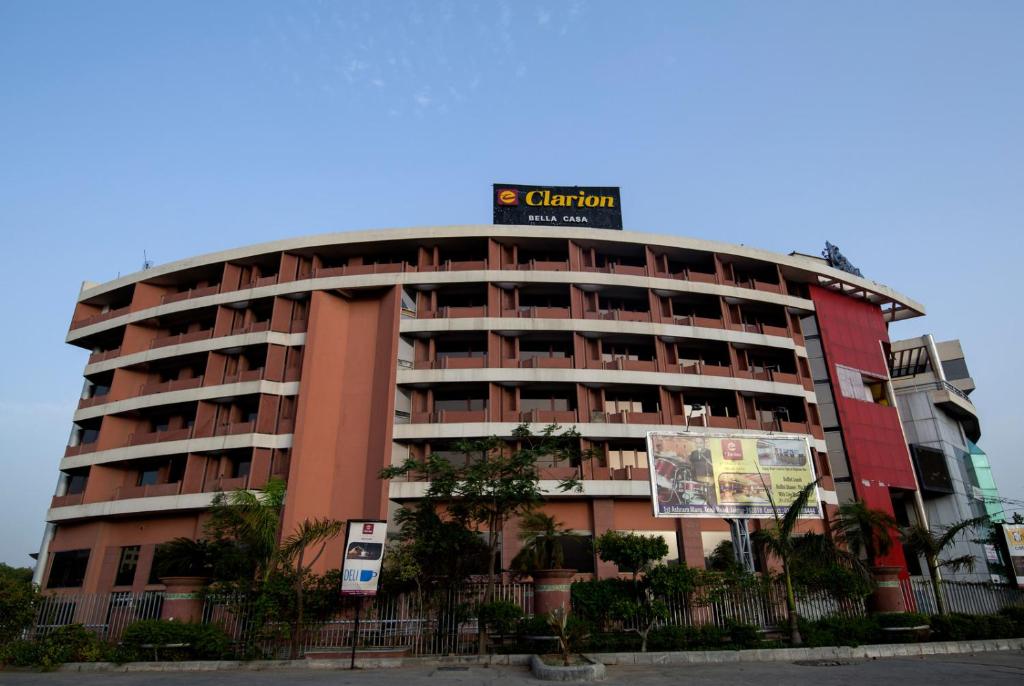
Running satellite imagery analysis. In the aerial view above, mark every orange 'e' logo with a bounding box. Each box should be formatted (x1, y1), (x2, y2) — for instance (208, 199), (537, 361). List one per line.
(497, 189), (518, 206)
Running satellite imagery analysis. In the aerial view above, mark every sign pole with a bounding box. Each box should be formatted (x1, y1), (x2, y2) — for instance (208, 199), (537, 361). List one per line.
(350, 596), (362, 670)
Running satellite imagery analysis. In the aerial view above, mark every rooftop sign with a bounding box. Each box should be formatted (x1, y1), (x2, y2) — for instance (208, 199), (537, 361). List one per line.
(493, 183), (622, 229)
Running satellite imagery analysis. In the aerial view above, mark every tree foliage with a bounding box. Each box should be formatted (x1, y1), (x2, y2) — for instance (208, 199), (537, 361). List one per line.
(751, 477), (822, 646)
(901, 515), (989, 615)
(0, 563), (38, 644)
(595, 530), (668, 582)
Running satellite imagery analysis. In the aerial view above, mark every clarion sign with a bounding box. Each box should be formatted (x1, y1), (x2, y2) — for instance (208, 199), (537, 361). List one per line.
(493, 183), (623, 229)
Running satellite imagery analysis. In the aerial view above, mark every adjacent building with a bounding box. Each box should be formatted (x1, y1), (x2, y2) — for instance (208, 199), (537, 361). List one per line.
(36, 226), (934, 593)
(890, 335), (1005, 581)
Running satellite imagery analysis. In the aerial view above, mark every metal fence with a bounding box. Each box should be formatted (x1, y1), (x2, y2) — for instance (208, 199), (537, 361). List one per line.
(901, 577), (1024, 615)
(29, 578), (1024, 657)
(203, 581), (534, 657)
(30, 591), (165, 642)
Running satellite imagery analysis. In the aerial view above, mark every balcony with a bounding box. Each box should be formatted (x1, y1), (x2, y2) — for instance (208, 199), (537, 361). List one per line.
(587, 309), (652, 323)
(654, 268), (719, 284)
(605, 410), (662, 424)
(514, 259), (569, 271)
(501, 306), (571, 319)
(208, 475), (249, 492)
(600, 358), (658, 373)
(679, 361), (732, 377)
(150, 329), (213, 350)
(64, 442), (99, 457)
(115, 482), (183, 500)
(161, 284), (220, 304)
(517, 356), (574, 369)
(221, 369), (264, 384)
(71, 304), (133, 330)
(139, 376), (205, 396)
(229, 321), (270, 336)
(411, 409), (487, 423)
(416, 356), (488, 370)
(519, 409), (579, 424)
(213, 420), (256, 437)
(671, 315), (724, 329)
(609, 264), (647, 277)
(77, 394), (111, 409)
(50, 492), (85, 508)
(87, 348), (122, 364)
(436, 306), (487, 318)
(128, 427), (193, 446)
(313, 260), (415, 278)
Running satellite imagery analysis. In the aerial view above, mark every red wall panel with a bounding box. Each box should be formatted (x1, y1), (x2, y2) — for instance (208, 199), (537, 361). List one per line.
(811, 286), (917, 570)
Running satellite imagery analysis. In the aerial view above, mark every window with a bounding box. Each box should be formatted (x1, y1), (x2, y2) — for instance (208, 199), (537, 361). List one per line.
(835, 365), (888, 404)
(561, 535), (595, 573)
(47, 549), (90, 588)
(66, 472), (88, 495)
(232, 459), (252, 479)
(137, 468), (160, 486)
(942, 357), (971, 381)
(115, 546), (140, 586)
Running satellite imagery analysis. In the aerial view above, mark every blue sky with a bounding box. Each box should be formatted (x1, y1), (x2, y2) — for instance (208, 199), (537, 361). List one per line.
(1, 1), (1021, 565)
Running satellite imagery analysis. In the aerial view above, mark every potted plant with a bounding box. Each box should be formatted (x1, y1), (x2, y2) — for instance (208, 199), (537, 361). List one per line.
(512, 512), (580, 615)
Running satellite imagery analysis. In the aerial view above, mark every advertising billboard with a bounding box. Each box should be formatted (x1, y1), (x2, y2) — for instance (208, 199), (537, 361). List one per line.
(1002, 523), (1024, 587)
(340, 520), (387, 596)
(646, 431), (821, 519)
(493, 183), (622, 229)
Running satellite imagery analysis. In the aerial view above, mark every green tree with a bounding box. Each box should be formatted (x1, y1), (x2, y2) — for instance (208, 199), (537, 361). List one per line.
(750, 478), (821, 646)
(594, 530), (668, 583)
(380, 423), (589, 652)
(0, 563), (38, 643)
(901, 515), (989, 615)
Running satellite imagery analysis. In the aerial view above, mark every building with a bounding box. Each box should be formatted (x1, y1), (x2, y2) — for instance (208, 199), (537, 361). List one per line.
(35, 226), (927, 594)
(889, 335), (1005, 580)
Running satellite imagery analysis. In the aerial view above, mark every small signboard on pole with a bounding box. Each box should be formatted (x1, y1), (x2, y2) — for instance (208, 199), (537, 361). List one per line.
(340, 520), (387, 596)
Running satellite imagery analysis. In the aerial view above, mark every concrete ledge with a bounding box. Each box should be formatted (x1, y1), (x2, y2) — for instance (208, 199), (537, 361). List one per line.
(52, 637), (1024, 673)
(530, 654), (606, 681)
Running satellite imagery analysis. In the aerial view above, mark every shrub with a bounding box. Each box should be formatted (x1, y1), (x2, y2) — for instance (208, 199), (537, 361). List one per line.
(118, 620), (232, 661)
(646, 625), (699, 651)
(998, 605), (1024, 634)
(926, 613), (1018, 641)
(875, 612), (930, 628)
(726, 621), (761, 649)
(477, 601), (523, 636)
(798, 616), (881, 647)
(583, 631), (642, 652)
(1, 625), (111, 670)
(571, 579), (633, 631)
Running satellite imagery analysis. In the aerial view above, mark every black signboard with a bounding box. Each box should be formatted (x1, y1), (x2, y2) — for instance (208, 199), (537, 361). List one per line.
(493, 184), (622, 230)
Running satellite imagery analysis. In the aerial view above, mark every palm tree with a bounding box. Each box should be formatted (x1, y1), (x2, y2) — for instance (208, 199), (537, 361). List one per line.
(510, 511), (581, 573)
(206, 477), (288, 584)
(279, 518), (344, 659)
(205, 478), (343, 657)
(751, 478), (821, 646)
(901, 515), (989, 615)
(833, 500), (898, 569)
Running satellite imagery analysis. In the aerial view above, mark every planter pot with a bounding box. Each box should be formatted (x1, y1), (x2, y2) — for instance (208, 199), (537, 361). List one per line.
(530, 654), (606, 682)
(868, 566), (907, 614)
(159, 576), (209, 622)
(532, 569), (577, 616)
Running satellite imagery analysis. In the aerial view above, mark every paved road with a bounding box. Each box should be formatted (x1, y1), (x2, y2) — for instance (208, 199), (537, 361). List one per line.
(2, 653), (1024, 685)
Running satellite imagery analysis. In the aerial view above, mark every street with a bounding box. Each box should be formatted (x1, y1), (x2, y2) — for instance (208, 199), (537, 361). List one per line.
(3, 653), (1024, 686)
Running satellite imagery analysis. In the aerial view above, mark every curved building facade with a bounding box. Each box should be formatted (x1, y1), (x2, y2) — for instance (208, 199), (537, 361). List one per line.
(37, 226), (925, 592)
